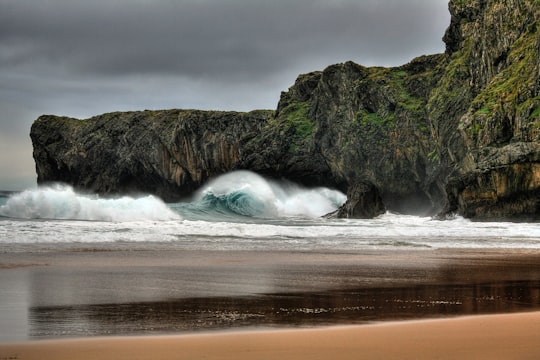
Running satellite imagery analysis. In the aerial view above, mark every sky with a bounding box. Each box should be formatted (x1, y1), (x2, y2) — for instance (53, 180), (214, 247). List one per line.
(0, 0), (450, 190)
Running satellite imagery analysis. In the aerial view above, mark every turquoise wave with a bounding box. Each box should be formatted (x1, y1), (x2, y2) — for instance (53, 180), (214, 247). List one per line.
(170, 190), (272, 221)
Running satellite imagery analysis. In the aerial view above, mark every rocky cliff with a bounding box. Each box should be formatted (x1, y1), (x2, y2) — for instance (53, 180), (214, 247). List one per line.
(31, 0), (540, 220)
(437, 0), (540, 220)
(32, 110), (273, 201)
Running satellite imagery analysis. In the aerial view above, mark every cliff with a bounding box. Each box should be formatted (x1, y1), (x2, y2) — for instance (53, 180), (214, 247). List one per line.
(32, 110), (273, 201)
(437, 0), (540, 220)
(31, 0), (540, 220)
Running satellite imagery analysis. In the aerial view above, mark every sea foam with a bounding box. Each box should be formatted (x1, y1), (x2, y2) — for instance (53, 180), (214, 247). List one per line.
(0, 185), (181, 222)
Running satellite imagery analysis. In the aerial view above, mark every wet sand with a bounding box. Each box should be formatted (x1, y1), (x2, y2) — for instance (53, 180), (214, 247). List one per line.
(1, 248), (540, 342)
(1, 311), (540, 359)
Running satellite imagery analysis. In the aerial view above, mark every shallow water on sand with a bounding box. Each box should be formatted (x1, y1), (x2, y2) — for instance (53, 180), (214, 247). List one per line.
(2, 250), (540, 341)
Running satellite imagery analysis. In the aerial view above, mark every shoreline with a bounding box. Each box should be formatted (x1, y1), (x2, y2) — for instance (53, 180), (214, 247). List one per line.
(2, 311), (540, 359)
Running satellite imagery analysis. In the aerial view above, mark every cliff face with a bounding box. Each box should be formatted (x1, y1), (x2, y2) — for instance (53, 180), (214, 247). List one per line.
(31, 0), (540, 220)
(438, 0), (540, 219)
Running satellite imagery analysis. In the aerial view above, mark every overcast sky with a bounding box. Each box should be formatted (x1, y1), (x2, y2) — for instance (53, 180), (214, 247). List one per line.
(0, 0), (450, 190)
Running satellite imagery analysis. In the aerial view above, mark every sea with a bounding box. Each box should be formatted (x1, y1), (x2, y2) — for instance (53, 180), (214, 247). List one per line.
(2, 170), (540, 340)
(1, 170), (539, 252)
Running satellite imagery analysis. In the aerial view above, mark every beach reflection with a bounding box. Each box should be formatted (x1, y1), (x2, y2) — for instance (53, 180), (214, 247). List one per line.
(29, 280), (540, 339)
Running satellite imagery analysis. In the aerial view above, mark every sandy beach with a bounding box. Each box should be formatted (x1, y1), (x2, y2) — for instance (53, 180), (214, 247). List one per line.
(1, 311), (540, 360)
(1, 247), (540, 358)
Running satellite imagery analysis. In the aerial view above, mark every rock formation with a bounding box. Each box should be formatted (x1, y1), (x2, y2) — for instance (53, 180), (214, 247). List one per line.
(336, 182), (386, 219)
(31, 0), (540, 220)
(32, 110), (273, 201)
(437, 0), (540, 220)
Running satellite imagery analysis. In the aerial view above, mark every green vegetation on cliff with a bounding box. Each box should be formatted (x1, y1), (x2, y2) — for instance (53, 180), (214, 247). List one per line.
(282, 101), (314, 141)
(466, 27), (540, 145)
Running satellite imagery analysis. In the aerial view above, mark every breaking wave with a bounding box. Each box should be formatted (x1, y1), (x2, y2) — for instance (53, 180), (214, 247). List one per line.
(0, 185), (181, 222)
(171, 171), (347, 220)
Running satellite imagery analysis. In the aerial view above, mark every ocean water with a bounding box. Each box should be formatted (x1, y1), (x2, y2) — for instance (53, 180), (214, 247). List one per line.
(1, 170), (539, 252)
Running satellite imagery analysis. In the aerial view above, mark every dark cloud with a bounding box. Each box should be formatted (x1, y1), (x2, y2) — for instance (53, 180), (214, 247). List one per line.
(0, 0), (448, 77)
(0, 0), (450, 189)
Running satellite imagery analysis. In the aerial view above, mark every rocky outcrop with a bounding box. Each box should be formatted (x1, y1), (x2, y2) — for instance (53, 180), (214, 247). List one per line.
(31, 0), (540, 220)
(436, 0), (540, 220)
(32, 110), (272, 201)
(241, 55), (448, 215)
(336, 182), (386, 219)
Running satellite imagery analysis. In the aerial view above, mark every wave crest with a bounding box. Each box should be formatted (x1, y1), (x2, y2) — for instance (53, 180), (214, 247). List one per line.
(174, 171), (346, 219)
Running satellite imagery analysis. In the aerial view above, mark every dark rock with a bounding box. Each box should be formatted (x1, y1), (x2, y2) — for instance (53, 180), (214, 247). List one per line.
(436, 0), (540, 220)
(443, 144), (540, 220)
(31, 110), (273, 201)
(336, 182), (385, 219)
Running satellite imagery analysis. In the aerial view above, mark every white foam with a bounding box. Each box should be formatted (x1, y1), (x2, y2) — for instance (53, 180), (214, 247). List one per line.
(1, 212), (539, 250)
(0, 185), (181, 222)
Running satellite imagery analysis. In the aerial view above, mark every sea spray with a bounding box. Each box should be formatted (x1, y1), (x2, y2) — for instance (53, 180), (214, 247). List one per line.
(0, 185), (181, 221)
(271, 183), (347, 218)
